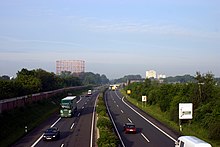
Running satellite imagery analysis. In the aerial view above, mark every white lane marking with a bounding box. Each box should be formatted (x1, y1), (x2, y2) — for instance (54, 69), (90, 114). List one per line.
(90, 94), (99, 147)
(117, 105), (119, 107)
(82, 106), (84, 109)
(105, 94), (126, 147)
(85, 102), (87, 105)
(114, 101), (116, 103)
(78, 113), (80, 117)
(128, 118), (132, 123)
(51, 117), (61, 128)
(70, 123), (75, 129)
(120, 96), (176, 142)
(61, 143), (64, 147)
(121, 110), (124, 113)
(31, 117), (61, 147)
(77, 97), (82, 103)
(141, 133), (150, 142)
(31, 134), (43, 147)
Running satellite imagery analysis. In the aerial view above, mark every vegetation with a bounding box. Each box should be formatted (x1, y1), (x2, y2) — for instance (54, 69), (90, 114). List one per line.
(96, 92), (119, 147)
(113, 74), (142, 83)
(0, 88), (86, 147)
(0, 68), (109, 100)
(124, 72), (220, 146)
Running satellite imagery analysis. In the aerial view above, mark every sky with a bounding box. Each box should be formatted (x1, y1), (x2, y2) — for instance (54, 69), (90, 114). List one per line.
(0, 0), (220, 79)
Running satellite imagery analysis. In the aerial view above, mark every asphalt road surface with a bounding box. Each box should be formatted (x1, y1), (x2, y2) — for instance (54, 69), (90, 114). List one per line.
(13, 92), (99, 147)
(105, 90), (178, 147)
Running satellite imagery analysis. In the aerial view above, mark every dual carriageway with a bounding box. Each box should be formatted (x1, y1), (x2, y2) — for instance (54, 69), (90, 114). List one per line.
(13, 89), (178, 147)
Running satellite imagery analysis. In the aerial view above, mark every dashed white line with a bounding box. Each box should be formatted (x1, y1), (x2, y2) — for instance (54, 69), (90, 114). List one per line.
(77, 97), (82, 103)
(61, 143), (64, 147)
(121, 110), (124, 113)
(117, 105), (119, 107)
(70, 123), (75, 129)
(78, 113), (80, 117)
(128, 118), (132, 123)
(121, 97), (176, 142)
(82, 106), (84, 109)
(141, 133), (150, 142)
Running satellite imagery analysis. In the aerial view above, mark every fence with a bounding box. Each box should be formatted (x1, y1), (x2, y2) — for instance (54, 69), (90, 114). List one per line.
(0, 86), (86, 113)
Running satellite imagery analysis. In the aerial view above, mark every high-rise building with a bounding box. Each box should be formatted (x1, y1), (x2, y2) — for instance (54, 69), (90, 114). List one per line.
(146, 70), (157, 79)
(56, 60), (85, 75)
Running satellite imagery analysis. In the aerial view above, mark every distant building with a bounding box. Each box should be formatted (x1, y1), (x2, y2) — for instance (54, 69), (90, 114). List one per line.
(146, 70), (157, 79)
(158, 74), (166, 79)
(56, 60), (85, 75)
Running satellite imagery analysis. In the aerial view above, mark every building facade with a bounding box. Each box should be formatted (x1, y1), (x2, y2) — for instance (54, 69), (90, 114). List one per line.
(146, 70), (157, 79)
(56, 60), (85, 75)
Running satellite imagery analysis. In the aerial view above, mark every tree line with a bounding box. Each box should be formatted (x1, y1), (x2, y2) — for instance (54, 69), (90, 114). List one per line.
(125, 72), (220, 140)
(0, 68), (109, 100)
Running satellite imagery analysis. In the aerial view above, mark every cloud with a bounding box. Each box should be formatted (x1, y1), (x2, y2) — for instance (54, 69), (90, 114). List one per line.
(69, 16), (220, 40)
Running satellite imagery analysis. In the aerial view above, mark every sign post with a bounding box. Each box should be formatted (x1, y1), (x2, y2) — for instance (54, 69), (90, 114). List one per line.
(179, 103), (193, 131)
(127, 90), (131, 95)
(142, 96), (147, 107)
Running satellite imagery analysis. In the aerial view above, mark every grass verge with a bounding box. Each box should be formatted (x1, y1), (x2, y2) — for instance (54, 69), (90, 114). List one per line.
(121, 90), (220, 147)
(96, 92), (119, 147)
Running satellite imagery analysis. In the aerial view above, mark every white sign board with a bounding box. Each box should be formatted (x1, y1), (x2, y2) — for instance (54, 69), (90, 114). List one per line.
(179, 103), (193, 119)
(142, 96), (147, 102)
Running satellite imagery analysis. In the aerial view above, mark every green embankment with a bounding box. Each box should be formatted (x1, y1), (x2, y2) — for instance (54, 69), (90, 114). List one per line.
(96, 92), (119, 147)
(121, 90), (220, 147)
(0, 89), (86, 147)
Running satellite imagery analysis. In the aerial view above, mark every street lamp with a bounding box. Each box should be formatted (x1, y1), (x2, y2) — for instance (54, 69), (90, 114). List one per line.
(198, 82), (204, 100)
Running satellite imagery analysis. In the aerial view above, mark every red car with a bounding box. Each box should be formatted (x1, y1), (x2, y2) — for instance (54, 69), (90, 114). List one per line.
(123, 123), (136, 134)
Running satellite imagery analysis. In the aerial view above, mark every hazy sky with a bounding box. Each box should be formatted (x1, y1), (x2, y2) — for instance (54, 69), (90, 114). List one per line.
(0, 0), (219, 79)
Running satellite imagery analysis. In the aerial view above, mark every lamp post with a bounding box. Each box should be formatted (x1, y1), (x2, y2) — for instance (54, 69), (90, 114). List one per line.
(198, 82), (204, 100)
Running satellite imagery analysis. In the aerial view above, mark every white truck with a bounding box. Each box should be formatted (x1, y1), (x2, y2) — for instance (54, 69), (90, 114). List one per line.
(175, 136), (212, 147)
(88, 89), (92, 95)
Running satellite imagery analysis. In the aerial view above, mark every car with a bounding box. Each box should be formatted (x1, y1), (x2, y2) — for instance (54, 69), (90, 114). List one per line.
(123, 123), (136, 134)
(43, 127), (60, 141)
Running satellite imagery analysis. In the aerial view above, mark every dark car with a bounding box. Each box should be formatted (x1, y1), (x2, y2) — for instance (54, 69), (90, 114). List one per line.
(43, 127), (60, 141)
(123, 123), (136, 134)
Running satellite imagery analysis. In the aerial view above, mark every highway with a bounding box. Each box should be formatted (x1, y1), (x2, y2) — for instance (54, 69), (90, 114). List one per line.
(13, 92), (99, 147)
(105, 90), (178, 147)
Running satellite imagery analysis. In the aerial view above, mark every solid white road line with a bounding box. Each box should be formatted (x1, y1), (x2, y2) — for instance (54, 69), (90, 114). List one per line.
(31, 117), (62, 147)
(141, 133), (150, 142)
(120, 96), (176, 142)
(51, 117), (61, 128)
(90, 94), (99, 147)
(105, 93), (125, 147)
(30, 134), (43, 147)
